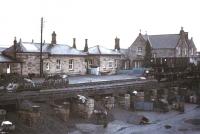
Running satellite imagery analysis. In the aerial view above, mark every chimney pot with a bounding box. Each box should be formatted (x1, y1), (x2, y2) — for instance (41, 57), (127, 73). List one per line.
(51, 31), (57, 44)
(84, 39), (88, 52)
(73, 38), (76, 48)
(115, 37), (120, 51)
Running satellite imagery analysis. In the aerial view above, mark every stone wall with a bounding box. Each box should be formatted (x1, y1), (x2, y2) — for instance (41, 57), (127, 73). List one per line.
(43, 55), (86, 76)
(71, 98), (94, 119)
(0, 63), (21, 74)
(12, 53), (86, 76)
(128, 35), (146, 61)
(16, 53), (41, 76)
(87, 55), (121, 75)
(99, 56), (120, 75)
(117, 94), (130, 110)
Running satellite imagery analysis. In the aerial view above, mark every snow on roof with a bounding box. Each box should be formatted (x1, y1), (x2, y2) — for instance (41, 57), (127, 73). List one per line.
(17, 42), (86, 56)
(88, 45), (121, 55)
(48, 44), (86, 55)
(21, 42), (39, 52)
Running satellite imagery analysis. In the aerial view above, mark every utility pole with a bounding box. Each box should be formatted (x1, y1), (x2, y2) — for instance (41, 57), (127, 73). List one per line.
(40, 17), (43, 77)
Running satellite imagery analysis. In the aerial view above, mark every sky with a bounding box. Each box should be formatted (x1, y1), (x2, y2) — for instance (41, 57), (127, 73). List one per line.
(0, 0), (199, 50)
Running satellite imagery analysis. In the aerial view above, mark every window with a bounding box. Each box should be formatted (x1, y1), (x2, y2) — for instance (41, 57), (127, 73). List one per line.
(115, 60), (118, 68)
(46, 63), (50, 70)
(69, 59), (74, 70)
(7, 64), (10, 74)
(184, 48), (187, 56)
(137, 47), (142, 53)
(153, 53), (157, 58)
(108, 61), (113, 68)
(124, 62), (127, 69)
(178, 47), (181, 55)
(56, 60), (61, 70)
(191, 48), (194, 55)
(88, 59), (93, 67)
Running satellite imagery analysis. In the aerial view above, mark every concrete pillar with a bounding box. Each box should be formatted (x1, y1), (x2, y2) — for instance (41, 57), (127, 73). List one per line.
(104, 96), (115, 110)
(85, 99), (94, 119)
(117, 94), (130, 110)
(71, 98), (94, 119)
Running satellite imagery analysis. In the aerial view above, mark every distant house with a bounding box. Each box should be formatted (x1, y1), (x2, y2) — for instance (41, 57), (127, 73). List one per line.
(128, 27), (197, 68)
(83, 38), (123, 75)
(2, 32), (87, 76)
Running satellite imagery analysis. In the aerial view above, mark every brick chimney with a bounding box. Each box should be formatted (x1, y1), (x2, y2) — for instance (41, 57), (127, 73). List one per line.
(73, 38), (76, 48)
(84, 39), (88, 52)
(51, 31), (57, 44)
(115, 37), (120, 51)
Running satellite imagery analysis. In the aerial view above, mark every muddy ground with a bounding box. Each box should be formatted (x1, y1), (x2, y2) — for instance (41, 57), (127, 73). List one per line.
(4, 103), (200, 134)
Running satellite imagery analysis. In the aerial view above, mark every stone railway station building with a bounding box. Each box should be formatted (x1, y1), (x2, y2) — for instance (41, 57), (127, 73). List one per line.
(0, 32), (126, 76)
(0, 27), (198, 76)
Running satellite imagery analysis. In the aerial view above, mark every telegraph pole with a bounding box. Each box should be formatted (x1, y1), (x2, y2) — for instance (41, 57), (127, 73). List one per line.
(40, 17), (43, 77)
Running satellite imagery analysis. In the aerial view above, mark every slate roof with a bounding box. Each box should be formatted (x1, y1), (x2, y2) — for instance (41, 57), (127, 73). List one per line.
(88, 45), (121, 55)
(0, 54), (17, 63)
(142, 34), (180, 49)
(4, 42), (87, 56)
(0, 47), (18, 63)
(0, 47), (6, 52)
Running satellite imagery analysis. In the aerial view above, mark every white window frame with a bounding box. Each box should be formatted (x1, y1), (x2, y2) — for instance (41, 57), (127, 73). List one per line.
(137, 47), (142, 53)
(115, 60), (118, 68)
(184, 48), (187, 56)
(69, 59), (74, 70)
(191, 48), (194, 55)
(7, 64), (10, 74)
(178, 47), (181, 55)
(56, 60), (61, 70)
(108, 61), (113, 68)
(88, 59), (93, 67)
(153, 53), (157, 58)
(46, 63), (50, 71)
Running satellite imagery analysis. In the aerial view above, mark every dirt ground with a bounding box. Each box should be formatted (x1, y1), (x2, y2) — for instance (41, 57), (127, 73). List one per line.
(69, 104), (200, 134)
(4, 103), (200, 134)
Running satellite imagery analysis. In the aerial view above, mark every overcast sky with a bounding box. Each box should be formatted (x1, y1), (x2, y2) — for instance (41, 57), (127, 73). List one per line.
(0, 0), (199, 50)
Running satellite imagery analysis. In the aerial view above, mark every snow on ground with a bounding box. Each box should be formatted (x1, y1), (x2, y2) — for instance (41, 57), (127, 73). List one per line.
(69, 104), (200, 134)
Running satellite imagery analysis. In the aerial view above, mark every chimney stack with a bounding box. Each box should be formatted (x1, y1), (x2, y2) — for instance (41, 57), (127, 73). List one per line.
(51, 31), (57, 44)
(115, 37), (120, 51)
(84, 39), (88, 52)
(73, 38), (76, 48)
(14, 37), (17, 58)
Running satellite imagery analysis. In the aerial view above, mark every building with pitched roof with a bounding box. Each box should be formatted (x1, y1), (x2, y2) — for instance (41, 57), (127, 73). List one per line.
(83, 38), (123, 75)
(128, 27), (197, 68)
(2, 32), (87, 76)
